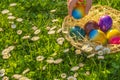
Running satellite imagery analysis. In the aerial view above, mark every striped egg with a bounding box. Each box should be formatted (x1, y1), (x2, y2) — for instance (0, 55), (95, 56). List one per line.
(89, 30), (107, 44)
(72, 4), (85, 19)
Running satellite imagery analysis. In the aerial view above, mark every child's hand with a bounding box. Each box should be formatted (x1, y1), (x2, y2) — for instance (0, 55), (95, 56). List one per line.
(67, 0), (92, 16)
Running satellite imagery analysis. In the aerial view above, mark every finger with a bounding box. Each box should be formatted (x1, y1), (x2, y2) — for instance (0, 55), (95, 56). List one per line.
(85, 0), (92, 14)
(68, 1), (77, 16)
(68, 5), (74, 16)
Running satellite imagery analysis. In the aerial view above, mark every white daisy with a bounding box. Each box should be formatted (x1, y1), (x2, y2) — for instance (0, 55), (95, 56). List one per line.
(81, 44), (89, 51)
(75, 49), (81, 55)
(87, 54), (95, 58)
(103, 48), (111, 54)
(8, 16), (16, 20)
(46, 26), (51, 30)
(11, 24), (16, 29)
(67, 76), (77, 80)
(52, 19), (59, 22)
(22, 36), (30, 39)
(98, 56), (104, 60)
(50, 26), (57, 31)
(10, 3), (17, 7)
(97, 51), (104, 56)
(61, 73), (67, 78)
(57, 37), (65, 45)
(50, 9), (56, 13)
(1, 9), (9, 14)
(74, 73), (78, 78)
(12, 74), (22, 79)
(22, 68), (30, 74)
(81, 45), (93, 52)
(48, 30), (55, 35)
(46, 59), (54, 64)
(57, 28), (62, 33)
(17, 30), (22, 35)
(0, 69), (5, 77)
(7, 46), (15, 51)
(63, 48), (69, 53)
(2, 48), (10, 55)
(32, 26), (38, 31)
(79, 63), (84, 68)
(31, 36), (40, 41)
(54, 58), (63, 64)
(70, 66), (79, 71)
(16, 18), (23, 22)
(36, 56), (45, 62)
(2, 53), (11, 59)
(2, 76), (9, 80)
(34, 29), (41, 35)
(85, 47), (93, 53)
(95, 45), (103, 51)
(19, 76), (30, 80)
(2, 46), (15, 56)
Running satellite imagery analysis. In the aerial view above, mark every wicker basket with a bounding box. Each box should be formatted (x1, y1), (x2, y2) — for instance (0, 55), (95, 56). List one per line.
(62, 5), (120, 54)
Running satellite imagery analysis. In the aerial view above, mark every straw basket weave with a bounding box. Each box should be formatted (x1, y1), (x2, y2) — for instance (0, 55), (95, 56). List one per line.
(62, 5), (120, 54)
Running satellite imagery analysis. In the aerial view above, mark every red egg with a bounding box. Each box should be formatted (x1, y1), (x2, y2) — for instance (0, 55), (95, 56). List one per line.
(109, 36), (120, 44)
(84, 20), (99, 35)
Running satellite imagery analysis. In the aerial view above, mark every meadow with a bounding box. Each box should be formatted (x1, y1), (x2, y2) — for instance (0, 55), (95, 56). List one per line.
(0, 0), (120, 80)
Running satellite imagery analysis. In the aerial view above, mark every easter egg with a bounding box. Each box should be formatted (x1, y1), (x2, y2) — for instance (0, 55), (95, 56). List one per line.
(109, 36), (120, 44)
(99, 15), (112, 32)
(84, 20), (99, 35)
(89, 30), (107, 44)
(70, 26), (86, 39)
(72, 4), (85, 19)
(107, 29), (120, 39)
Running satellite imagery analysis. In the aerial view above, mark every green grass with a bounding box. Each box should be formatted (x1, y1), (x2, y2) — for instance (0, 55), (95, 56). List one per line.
(0, 0), (120, 80)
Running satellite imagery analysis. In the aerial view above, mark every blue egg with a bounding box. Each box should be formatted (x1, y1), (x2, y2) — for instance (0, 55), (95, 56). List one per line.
(72, 9), (82, 19)
(70, 26), (86, 39)
(89, 29), (98, 39)
(72, 5), (85, 19)
(89, 29), (107, 44)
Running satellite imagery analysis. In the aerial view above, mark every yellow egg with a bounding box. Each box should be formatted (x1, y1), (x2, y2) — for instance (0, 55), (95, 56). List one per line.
(89, 30), (107, 44)
(72, 4), (86, 19)
(107, 29), (120, 39)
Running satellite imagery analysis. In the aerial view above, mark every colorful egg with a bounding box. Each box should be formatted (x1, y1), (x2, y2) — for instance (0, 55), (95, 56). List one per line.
(99, 15), (112, 32)
(70, 26), (86, 39)
(89, 30), (107, 44)
(109, 36), (120, 44)
(72, 4), (85, 19)
(107, 29), (120, 39)
(84, 20), (99, 35)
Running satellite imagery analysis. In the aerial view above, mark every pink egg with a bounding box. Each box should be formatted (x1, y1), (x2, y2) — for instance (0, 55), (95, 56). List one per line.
(109, 36), (120, 44)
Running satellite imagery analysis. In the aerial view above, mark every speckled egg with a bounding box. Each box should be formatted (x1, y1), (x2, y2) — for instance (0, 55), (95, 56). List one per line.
(109, 36), (120, 44)
(89, 29), (107, 44)
(84, 20), (99, 35)
(99, 15), (112, 32)
(72, 4), (85, 19)
(70, 26), (86, 39)
(107, 29), (120, 39)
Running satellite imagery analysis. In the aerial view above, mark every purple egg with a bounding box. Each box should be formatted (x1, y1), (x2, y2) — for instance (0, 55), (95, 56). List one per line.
(99, 15), (113, 32)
